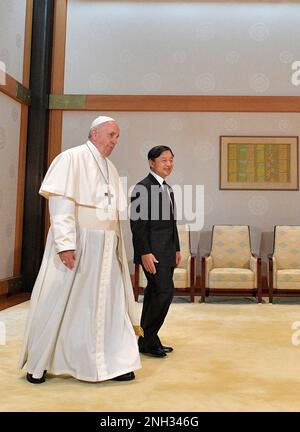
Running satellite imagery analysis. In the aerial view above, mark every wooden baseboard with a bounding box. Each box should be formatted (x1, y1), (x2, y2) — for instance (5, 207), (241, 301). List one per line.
(0, 292), (31, 311)
(0, 276), (23, 295)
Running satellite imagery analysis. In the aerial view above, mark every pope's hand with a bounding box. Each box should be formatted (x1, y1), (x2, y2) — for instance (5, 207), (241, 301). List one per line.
(141, 253), (159, 274)
(59, 250), (76, 270)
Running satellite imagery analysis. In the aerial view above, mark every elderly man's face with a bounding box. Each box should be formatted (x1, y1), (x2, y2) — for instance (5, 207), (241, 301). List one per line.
(149, 150), (174, 179)
(91, 121), (120, 157)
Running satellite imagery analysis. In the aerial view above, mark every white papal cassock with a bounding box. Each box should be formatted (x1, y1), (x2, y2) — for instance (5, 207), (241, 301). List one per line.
(18, 141), (142, 381)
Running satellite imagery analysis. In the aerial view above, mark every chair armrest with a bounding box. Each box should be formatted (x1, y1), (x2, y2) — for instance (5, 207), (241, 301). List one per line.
(251, 254), (262, 266)
(201, 255), (213, 289)
(250, 255), (262, 300)
(190, 254), (196, 287)
(267, 254), (277, 269)
(267, 255), (277, 290)
(250, 254), (258, 270)
(202, 255), (213, 269)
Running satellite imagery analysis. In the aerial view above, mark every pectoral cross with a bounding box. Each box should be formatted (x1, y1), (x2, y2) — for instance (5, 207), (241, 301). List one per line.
(104, 187), (114, 206)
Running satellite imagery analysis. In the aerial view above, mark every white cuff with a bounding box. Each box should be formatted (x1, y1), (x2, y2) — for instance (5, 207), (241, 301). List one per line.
(49, 195), (76, 254)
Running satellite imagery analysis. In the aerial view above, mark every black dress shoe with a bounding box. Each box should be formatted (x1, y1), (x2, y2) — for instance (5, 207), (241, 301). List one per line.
(161, 345), (173, 353)
(111, 372), (135, 381)
(26, 370), (47, 384)
(139, 346), (167, 357)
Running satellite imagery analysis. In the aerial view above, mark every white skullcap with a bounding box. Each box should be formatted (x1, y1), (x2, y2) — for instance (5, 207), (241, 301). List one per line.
(90, 115), (116, 130)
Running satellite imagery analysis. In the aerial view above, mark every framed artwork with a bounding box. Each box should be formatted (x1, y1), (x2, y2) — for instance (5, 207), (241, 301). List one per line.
(220, 136), (299, 190)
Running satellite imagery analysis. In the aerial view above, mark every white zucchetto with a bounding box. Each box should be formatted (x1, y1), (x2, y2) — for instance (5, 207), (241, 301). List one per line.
(90, 116), (116, 130)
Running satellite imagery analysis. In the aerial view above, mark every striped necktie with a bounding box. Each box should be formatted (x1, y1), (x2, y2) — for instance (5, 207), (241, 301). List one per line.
(162, 180), (174, 213)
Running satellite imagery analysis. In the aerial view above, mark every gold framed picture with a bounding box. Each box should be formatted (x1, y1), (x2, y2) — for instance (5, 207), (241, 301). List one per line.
(220, 136), (299, 190)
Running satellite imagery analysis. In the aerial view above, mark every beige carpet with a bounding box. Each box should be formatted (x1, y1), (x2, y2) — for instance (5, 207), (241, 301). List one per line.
(1, 297), (300, 412)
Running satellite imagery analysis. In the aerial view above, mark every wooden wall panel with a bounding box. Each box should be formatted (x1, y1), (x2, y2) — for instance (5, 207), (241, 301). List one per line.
(45, 0), (68, 239)
(13, 0), (33, 276)
(0, 0), (32, 287)
(48, 0), (68, 164)
(22, 0), (33, 88)
(48, 94), (300, 113)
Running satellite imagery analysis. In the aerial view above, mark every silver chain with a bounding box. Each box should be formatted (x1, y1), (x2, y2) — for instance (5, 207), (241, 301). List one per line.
(86, 143), (109, 185)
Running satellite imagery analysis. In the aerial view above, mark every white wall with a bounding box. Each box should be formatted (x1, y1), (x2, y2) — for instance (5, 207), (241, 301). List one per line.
(61, 1), (300, 274)
(0, 0), (26, 279)
(0, 92), (21, 279)
(0, 0), (26, 83)
(62, 111), (300, 271)
(65, 1), (300, 95)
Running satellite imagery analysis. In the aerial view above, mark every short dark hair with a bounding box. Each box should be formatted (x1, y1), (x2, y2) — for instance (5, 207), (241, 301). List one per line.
(147, 146), (174, 160)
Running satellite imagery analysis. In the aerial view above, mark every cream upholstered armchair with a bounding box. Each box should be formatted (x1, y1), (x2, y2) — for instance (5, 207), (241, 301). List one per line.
(201, 225), (262, 303)
(134, 224), (196, 302)
(268, 226), (300, 303)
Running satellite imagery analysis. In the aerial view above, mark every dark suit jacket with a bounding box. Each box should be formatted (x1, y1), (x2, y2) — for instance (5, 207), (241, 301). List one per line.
(130, 173), (180, 266)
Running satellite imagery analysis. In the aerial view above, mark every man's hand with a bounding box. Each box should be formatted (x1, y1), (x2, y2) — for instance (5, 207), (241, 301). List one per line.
(141, 253), (159, 274)
(59, 250), (76, 270)
(176, 251), (182, 267)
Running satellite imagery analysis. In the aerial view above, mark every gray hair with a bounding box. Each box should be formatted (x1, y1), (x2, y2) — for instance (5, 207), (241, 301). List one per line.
(88, 124), (103, 140)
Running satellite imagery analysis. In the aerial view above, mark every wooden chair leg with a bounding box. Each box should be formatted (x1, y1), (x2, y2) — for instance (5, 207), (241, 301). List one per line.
(134, 264), (140, 302)
(269, 288), (273, 304)
(191, 284), (195, 303)
(200, 256), (206, 303)
(190, 255), (195, 303)
(268, 256), (273, 304)
(257, 257), (262, 303)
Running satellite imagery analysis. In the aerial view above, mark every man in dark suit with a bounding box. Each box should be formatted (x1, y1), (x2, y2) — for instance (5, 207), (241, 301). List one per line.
(130, 146), (181, 358)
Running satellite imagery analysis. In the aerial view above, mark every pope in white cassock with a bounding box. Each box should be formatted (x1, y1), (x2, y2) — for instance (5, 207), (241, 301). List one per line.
(18, 116), (142, 383)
